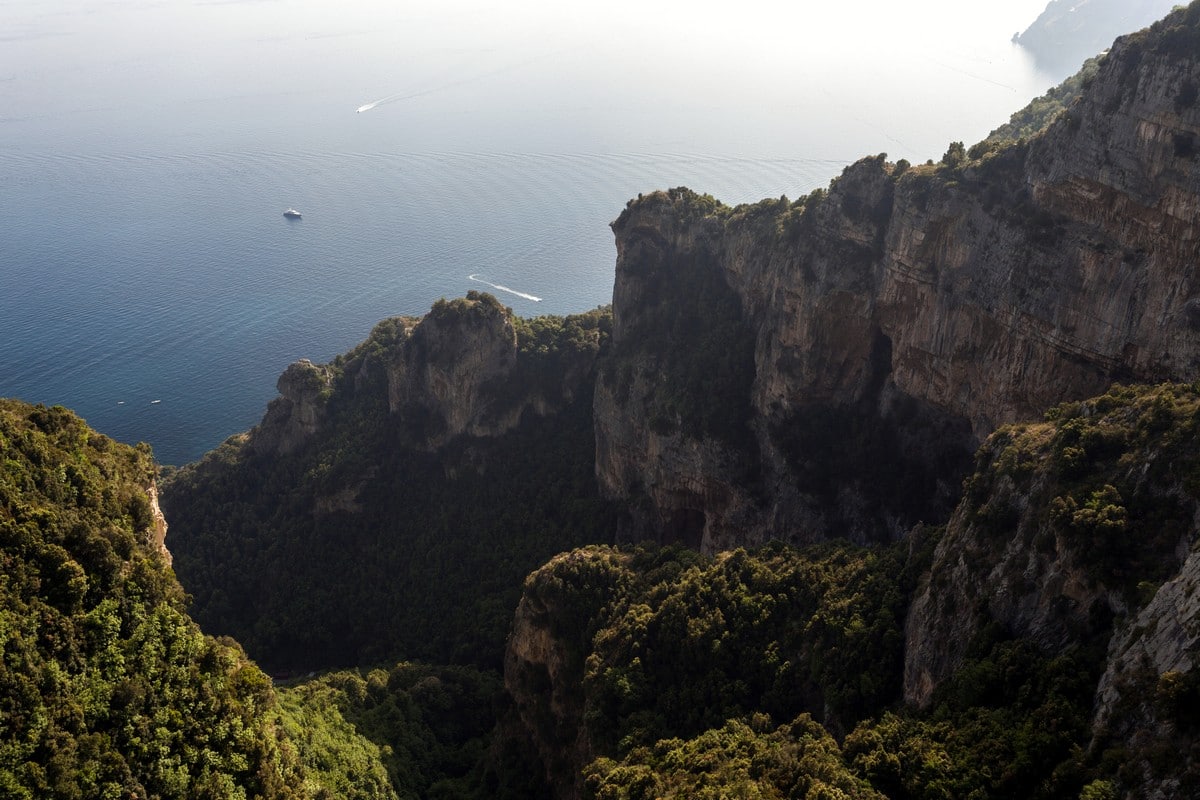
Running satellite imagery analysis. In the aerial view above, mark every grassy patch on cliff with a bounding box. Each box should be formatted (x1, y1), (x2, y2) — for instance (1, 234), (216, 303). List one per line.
(985, 55), (1104, 147)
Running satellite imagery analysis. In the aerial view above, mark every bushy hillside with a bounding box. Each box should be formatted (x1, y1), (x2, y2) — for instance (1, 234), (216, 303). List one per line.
(0, 400), (304, 799)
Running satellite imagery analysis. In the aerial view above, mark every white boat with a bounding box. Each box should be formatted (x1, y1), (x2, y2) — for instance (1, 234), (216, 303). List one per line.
(283, 208), (302, 219)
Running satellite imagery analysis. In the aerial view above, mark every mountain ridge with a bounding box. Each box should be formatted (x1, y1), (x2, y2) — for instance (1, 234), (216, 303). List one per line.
(139, 4), (1200, 798)
(597, 3), (1200, 550)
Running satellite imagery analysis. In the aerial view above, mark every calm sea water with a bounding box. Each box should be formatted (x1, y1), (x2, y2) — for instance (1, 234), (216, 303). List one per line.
(2, 0), (1056, 465)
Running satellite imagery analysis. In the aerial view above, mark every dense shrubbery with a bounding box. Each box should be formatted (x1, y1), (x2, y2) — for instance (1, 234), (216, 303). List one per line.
(515, 539), (926, 771)
(845, 639), (1102, 800)
(278, 662), (521, 800)
(518, 536), (1111, 800)
(965, 383), (1200, 600)
(522, 538), (1100, 798)
(0, 400), (305, 799)
(585, 715), (882, 800)
(517, 379), (1200, 798)
(985, 55), (1104, 146)
(580, 543), (916, 751)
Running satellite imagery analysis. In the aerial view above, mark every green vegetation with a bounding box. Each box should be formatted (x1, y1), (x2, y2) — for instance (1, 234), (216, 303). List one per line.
(0, 400), (305, 798)
(278, 662), (527, 800)
(585, 715), (882, 800)
(515, 537), (1109, 799)
(13, 341), (1200, 796)
(985, 56), (1104, 146)
(845, 639), (1102, 800)
(579, 544), (918, 750)
(509, 381), (1200, 798)
(1150, 1), (1200, 59)
(515, 539), (928, 762)
(164, 302), (616, 674)
(966, 383), (1200, 600)
(513, 536), (1110, 800)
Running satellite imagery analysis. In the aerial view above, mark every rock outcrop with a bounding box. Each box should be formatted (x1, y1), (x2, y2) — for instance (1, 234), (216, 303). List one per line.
(147, 480), (171, 565)
(597, 5), (1200, 551)
(387, 293), (520, 447)
(162, 295), (613, 673)
(246, 291), (605, 458)
(504, 550), (614, 799)
(250, 358), (335, 456)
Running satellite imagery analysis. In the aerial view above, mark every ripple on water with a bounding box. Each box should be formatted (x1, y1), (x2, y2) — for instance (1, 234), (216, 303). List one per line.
(2, 148), (843, 463)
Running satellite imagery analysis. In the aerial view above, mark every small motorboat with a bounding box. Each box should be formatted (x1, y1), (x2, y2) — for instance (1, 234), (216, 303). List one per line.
(283, 208), (302, 219)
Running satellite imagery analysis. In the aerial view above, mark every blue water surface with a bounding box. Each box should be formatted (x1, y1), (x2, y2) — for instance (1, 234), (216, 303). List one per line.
(0, 0), (1054, 465)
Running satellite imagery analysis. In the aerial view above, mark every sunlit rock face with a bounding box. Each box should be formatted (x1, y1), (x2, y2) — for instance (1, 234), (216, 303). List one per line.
(386, 293), (521, 446)
(249, 358), (335, 456)
(596, 6), (1200, 551)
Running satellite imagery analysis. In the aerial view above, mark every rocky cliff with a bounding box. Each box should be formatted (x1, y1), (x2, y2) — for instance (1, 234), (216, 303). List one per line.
(508, 383), (1200, 800)
(247, 291), (595, 459)
(597, 4), (1200, 551)
(904, 384), (1200, 705)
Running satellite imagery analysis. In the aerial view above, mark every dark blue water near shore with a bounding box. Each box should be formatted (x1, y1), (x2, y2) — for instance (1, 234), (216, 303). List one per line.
(0, 1), (1054, 465)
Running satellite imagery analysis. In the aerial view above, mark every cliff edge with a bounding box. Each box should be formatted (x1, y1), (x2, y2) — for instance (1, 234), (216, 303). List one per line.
(597, 4), (1200, 550)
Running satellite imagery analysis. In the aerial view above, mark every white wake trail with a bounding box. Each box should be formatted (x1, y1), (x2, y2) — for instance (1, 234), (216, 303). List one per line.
(468, 274), (542, 302)
(356, 52), (560, 115)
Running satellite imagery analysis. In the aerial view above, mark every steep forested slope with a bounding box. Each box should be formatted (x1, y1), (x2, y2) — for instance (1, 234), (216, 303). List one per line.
(163, 297), (615, 673)
(126, 7), (1200, 800)
(0, 400), (303, 798)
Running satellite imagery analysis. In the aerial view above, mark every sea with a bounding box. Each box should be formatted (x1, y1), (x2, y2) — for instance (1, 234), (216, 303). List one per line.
(1, 0), (1059, 466)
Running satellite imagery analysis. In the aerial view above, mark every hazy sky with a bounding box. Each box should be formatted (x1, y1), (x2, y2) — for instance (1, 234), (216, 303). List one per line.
(0, 0), (1076, 160)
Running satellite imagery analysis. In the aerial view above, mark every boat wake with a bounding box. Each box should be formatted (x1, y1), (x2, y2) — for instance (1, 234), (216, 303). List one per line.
(468, 274), (542, 302)
(356, 52), (556, 114)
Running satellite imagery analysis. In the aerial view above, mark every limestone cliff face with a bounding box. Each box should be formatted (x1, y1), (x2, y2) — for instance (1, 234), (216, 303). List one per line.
(1089, 541), (1200, 796)
(387, 293), (520, 447)
(504, 588), (590, 799)
(249, 358), (334, 456)
(147, 481), (171, 566)
(597, 6), (1200, 550)
(504, 550), (623, 800)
